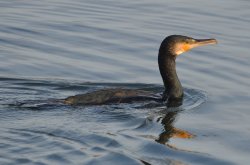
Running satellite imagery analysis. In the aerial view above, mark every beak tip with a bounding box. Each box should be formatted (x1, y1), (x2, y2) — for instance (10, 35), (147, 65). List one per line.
(195, 38), (218, 46)
(212, 38), (218, 44)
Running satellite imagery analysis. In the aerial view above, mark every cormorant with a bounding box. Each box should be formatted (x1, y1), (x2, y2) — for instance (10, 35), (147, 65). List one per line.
(64, 35), (217, 106)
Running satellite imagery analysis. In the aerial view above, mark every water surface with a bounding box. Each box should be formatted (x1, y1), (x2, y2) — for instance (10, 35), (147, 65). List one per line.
(1, 0), (250, 164)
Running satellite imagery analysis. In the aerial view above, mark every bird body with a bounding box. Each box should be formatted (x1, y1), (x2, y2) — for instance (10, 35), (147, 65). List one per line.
(64, 35), (217, 106)
(64, 88), (160, 105)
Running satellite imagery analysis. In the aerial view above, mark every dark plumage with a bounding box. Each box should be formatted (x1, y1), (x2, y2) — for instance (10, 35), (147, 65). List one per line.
(64, 88), (160, 105)
(64, 35), (217, 106)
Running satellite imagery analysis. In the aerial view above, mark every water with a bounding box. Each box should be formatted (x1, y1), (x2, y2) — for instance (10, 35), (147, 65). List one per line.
(1, 0), (250, 164)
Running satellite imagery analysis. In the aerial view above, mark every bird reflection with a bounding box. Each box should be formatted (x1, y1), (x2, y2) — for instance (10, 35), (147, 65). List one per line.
(155, 109), (194, 145)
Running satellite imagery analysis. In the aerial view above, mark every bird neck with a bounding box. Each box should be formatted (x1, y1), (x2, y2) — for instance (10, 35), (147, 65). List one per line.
(158, 50), (183, 104)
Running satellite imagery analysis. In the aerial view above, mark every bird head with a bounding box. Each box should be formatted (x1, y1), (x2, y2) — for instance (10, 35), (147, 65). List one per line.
(161, 35), (217, 56)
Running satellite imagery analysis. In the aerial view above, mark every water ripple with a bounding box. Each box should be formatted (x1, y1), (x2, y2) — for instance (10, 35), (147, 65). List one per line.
(1, 0), (250, 164)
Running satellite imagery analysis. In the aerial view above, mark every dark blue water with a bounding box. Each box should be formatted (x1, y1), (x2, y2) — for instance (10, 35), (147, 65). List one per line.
(1, 0), (250, 164)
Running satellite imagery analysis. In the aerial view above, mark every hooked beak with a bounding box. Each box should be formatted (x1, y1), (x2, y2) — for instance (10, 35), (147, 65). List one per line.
(176, 38), (217, 55)
(193, 38), (217, 48)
